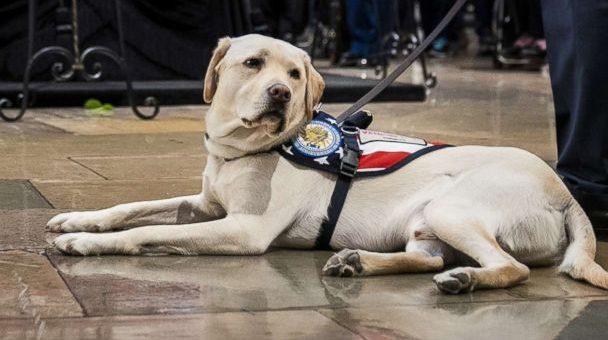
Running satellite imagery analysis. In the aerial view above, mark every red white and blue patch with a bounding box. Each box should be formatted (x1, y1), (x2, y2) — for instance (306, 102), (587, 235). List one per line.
(278, 111), (450, 177)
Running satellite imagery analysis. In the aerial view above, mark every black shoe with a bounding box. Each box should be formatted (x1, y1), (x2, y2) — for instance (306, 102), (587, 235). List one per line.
(521, 45), (547, 59)
(338, 52), (364, 67)
(502, 45), (522, 58)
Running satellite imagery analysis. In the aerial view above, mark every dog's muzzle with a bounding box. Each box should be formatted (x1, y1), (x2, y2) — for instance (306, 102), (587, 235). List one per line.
(241, 106), (286, 135)
(241, 84), (291, 135)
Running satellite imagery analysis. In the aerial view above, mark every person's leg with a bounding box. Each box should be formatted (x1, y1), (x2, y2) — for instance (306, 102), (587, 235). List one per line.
(527, 0), (544, 39)
(474, 0), (492, 35)
(345, 0), (376, 57)
(374, 0), (396, 44)
(542, 0), (608, 229)
(422, 0), (457, 57)
(474, 0), (495, 55)
(519, 0), (545, 57)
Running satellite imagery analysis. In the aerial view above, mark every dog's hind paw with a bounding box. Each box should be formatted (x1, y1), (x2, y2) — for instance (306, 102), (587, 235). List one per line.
(433, 268), (475, 294)
(322, 249), (364, 277)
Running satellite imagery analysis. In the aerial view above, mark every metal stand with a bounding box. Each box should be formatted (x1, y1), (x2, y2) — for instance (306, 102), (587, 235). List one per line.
(410, 0), (437, 88)
(0, 0), (160, 122)
(396, 0), (437, 88)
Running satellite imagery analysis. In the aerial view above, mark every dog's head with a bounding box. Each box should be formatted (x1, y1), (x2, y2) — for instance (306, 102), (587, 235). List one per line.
(203, 34), (325, 158)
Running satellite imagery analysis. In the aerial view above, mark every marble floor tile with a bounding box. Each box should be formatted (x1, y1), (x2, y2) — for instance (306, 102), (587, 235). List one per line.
(0, 310), (360, 340)
(0, 209), (65, 251)
(319, 297), (608, 340)
(0, 251), (82, 319)
(34, 116), (205, 135)
(69, 154), (205, 180)
(32, 179), (201, 210)
(0, 181), (52, 210)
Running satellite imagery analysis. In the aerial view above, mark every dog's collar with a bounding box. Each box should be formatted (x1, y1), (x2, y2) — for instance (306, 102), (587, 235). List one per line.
(203, 116), (307, 162)
(204, 132), (276, 162)
(204, 133), (239, 161)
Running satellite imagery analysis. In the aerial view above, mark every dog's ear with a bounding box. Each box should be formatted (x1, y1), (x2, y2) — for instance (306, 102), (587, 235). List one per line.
(204, 37), (231, 104)
(304, 56), (325, 120)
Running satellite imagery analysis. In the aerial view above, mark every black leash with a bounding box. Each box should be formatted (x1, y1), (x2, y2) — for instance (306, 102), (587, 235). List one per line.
(315, 0), (466, 249)
(336, 0), (467, 123)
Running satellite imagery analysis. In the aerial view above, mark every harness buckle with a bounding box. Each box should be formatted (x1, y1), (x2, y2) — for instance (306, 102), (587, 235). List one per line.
(340, 126), (360, 178)
(340, 149), (359, 177)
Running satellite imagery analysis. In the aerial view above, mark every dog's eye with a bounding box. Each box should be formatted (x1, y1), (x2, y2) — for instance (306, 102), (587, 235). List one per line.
(289, 69), (301, 80)
(244, 58), (262, 68)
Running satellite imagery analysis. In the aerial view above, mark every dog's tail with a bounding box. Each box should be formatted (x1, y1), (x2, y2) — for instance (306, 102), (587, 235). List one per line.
(559, 198), (608, 289)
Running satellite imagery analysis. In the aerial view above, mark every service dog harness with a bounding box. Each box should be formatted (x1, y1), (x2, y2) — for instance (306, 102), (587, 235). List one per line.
(278, 111), (451, 249)
(277, 0), (466, 249)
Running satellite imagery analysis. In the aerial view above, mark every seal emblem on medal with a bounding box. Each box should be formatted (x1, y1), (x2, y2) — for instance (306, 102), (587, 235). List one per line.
(293, 119), (341, 157)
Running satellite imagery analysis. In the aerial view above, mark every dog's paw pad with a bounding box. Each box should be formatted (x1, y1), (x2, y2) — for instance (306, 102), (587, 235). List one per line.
(433, 269), (474, 294)
(322, 249), (364, 277)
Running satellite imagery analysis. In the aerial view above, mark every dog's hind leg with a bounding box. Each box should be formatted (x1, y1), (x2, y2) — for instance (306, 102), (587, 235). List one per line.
(424, 203), (530, 294)
(322, 238), (452, 277)
(322, 249), (445, 277)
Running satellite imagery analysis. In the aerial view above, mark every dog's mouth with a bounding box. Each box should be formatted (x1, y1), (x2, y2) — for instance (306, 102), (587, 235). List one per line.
(241, 109), (286, 136)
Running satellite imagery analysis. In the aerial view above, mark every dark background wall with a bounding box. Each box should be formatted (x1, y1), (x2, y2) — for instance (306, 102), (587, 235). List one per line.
(0, 0), (252, 82)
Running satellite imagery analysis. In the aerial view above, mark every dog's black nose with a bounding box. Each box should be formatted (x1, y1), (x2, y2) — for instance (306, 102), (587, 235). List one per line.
(267, 84), (291, 103)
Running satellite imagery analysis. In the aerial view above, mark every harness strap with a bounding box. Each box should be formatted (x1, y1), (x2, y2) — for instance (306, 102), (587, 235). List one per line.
(315, 125), (360, 250)
(314, 0), (467, 248)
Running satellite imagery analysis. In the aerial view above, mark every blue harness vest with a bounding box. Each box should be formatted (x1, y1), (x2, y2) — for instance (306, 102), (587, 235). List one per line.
(277, 111), (451, 249)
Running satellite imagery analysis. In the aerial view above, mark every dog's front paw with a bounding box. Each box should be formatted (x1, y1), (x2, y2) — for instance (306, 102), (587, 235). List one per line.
(53, 233), (101, 255)
(53, 232), (136, 256)
(322, 249), (364, 277)
(47, 211), (109, 233)
(433, 268), (475, 294)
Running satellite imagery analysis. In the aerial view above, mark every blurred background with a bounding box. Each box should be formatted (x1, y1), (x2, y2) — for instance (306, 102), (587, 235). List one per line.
(0, 0), (546, 110)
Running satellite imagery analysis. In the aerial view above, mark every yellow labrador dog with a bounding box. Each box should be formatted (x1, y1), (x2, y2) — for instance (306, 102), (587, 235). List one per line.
(48, 34), (608, 294)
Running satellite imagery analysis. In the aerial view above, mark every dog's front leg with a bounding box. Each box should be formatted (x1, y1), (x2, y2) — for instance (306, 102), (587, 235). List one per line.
(53, 214), (285, 256)
(47, 194), (225, 233)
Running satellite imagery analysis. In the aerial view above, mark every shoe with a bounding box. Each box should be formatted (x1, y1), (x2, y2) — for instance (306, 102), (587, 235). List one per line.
(338, 52), (385, 68)
(521, 40), (547, 59)
(513, 34), (534, 48)
(428, 37), (452, 58)
(338, 52), (364, 67)
(502, 44), (523, 58)
(502, 34), (534, 58)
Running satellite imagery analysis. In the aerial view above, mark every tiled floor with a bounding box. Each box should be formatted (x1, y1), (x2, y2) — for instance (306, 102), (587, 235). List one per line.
(1, 58), (607, 339)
